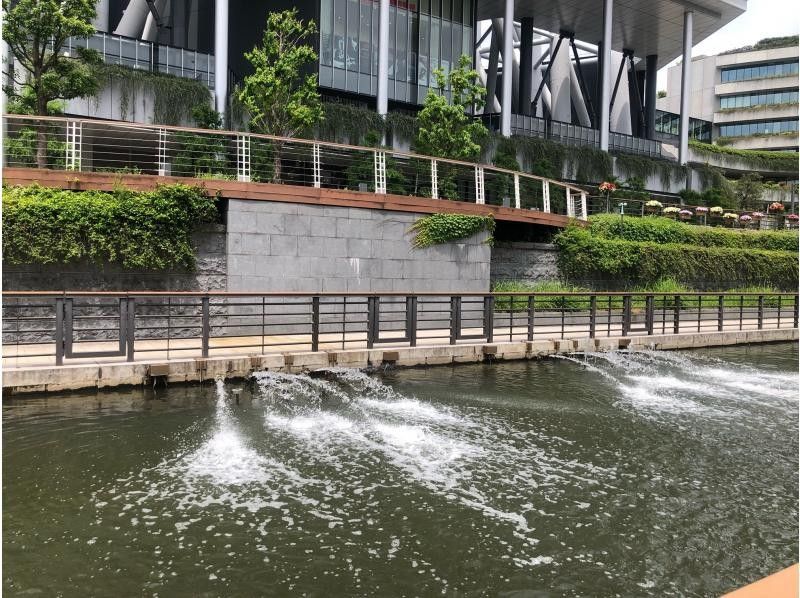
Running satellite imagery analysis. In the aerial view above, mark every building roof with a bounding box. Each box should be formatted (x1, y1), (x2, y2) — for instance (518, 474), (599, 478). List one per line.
(475, 0), (747, 69)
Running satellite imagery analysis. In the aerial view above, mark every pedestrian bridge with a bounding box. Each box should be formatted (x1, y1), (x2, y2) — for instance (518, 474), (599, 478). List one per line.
(3, 114), (588, 229)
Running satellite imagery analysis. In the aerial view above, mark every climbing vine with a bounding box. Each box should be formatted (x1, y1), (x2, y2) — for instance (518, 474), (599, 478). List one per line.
(689, 140), (798, 173)
(408, 213), (495, 248)
(91, 64), (211, 125)
(613, 153), (689, 188)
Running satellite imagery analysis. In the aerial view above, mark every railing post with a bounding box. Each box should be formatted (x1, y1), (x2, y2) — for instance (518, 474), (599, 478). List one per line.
(645, 295), (654, 335)
(794, 294), (799, 328)
(717, 295), (724, 332)
(673, 295), (681, 334)
(542, 180), (551, 213)
(513, 173), (521, 209)
(311, 296), (320, 352)
(157, 128), (167, 176)
(55, 297), (64, 366)
(589, 295), (597, 339)
(527, 295), (535, 341)
(622, 295), (631, 336)
(236, 134), (251, 182)
(374, 150), (387, 194)
(757, 295), (764, 330)
(566, 190), (574, 218)
(580, 192), (588, 220)
(126, 298), (135, 362)
(367, 296), (378, 348)
(475, 166), (485, 204)
(312, 143), (321, 188)
(450, 296), (461, 345)
(407, 296), (418, 347)
(65, 120), (82, 171)
(431, 159), (439, 199)
(483, 296), (494, 342)
(201, 297), (210, 357)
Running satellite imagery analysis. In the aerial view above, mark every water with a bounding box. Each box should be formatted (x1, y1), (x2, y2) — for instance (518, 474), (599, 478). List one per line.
(3, 343), (797, 597)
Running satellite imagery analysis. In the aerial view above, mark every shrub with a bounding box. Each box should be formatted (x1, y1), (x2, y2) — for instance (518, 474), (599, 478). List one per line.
(553, 226), (798, 289)
(586, 214), (798, 251)
(408, 213), (494, 248)
(2, 184), (217, 270)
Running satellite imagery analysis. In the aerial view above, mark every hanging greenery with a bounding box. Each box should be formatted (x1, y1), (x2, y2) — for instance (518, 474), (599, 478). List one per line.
(689, 140), (798, 173)
(316, 102), (419, 145)
(91, 63), (212, 125)
(408, 213), (495, 248)
(613, 153), (689, 188)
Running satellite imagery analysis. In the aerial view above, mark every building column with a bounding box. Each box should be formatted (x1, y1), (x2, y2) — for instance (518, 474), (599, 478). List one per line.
(214, 0), (229, 117)
(377, 0), (390, 117)
(518, 17), (533, 116)
(644, 54), (657, 139)
(93, 0), (110, 32)
(500, 0), (514, 136)
(599, 0), (613, 151)
(679, 10), (693, 164)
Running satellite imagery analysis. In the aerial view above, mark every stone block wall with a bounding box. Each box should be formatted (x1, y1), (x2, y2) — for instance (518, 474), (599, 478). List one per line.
(490, 242), (560, 284)
(225, 200), (491, 293)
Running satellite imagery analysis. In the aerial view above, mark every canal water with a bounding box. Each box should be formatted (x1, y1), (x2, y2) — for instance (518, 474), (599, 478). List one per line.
(3, 344), (797, 597)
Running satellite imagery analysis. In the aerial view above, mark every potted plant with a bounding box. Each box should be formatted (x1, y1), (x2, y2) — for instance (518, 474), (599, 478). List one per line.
(695, 206), (709, 225)
(738, 214), (752, 228)
(663, 206), (680, 219)
(722, 212), (738, 227)
(709, 206), (724, 225)
(645, 199), (662, 215)
(599, 181), (617, 213)
(768, 202), (786, 229)
(750, 211), (764, 230)
(787, 213), (799, 229)
(678, 209), (693, 221)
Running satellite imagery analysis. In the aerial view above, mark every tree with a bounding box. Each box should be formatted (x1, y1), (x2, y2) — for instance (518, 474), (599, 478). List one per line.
(3, 0), (101, 167)
(415, 54), (487, 161)
(734, 173), (764, 210)
(238, 9), (323, 182)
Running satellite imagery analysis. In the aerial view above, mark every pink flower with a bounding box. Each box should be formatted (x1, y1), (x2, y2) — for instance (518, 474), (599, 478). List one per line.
(695, 206), (709, 213)
(787, 214), (799, 221)
(750, 211), (764, 219)
(599, 182), (617, 192)
(739, 214), (752, 222)
(769, 202), (785, 212)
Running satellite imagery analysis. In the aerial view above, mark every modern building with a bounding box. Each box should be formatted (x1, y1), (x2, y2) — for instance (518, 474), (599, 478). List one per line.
(7, 0), (748, 164)
(658, 37), (799, 151)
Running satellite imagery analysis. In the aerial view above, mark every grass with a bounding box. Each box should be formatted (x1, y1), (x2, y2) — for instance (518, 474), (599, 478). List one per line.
(490, 279), (792, 312)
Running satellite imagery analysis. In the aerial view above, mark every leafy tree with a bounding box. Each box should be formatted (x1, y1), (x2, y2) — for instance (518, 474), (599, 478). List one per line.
(3, 0), (101, 167)
(238, 9), (323, 182)
(734, 173), (764, 210)
(172, 105), (227, 178)
(415, 54), (487, 161)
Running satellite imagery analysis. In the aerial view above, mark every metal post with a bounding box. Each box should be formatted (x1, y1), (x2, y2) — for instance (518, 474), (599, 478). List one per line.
(599, 0), (613, 151)
(794, 294), (799, 328)
(646, 295), (654, 335)
(407, 296), (418, 347)
(589, 295), (597, 338)
(126, 298), (135, 362)
(374, 150), (387, 194)
(367, 296), (378, 348)
(236, 134), (250, 182)
(66, 120), (82, 171)
(514, 173), (521, 209)
(450, 296), (461, 345)
(519, 17), (534, 116)
(644, 54), (658, 139)
(527, 296), (535, 341)
(757, 295), (764, 330)
(484, 296), (494, 342)
(679, 10), (693, 165)
(312, 143), (321, 188)
(673, 295), (680, 334)
(717, 295), (724, 332)
(566, 190), (574, 217)
(500, 0), (514, 137)
(312, 296), (320, 352)
(475, 166), (485, 204)
(622, 295), (631, 336)
(157, 128), (167, 176)
(431, 159), (439, 199)
(214, 0), (229, 117)
(542, 180), (551, 212)
(55, 298), (64, 366)
(201, 296), (210, 357)
(377, 0), (389, 117)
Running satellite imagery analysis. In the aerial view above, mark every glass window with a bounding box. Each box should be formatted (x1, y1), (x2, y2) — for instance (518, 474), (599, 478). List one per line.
(359, 0), (371, 74)
(419, 15), (430, 86)
(452, 0), (462, 24)
(321, 0), (333, 67)
(409, 11), (419, 82)
(442, 0), (450, 20)
(759, 65), (768, 77)
(431, 0), (440, 18)
(396, 7), (408, 81)
(346, 0), (359, 72)
(431, 18), (440, 78)
(333, 0), (346, 69)
(440, 20), (451, 76)
(387, 5), (395, 78)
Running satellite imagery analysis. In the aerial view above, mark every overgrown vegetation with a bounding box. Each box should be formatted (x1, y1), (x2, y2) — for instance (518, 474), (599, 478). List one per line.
(720, 36), (799, 55)
(172, 105), (228, 178)
(554, 221), (798, 290)
(689, 140), (797, 173)
(2, 184), (217, 270)
(408, 213), (494, 248)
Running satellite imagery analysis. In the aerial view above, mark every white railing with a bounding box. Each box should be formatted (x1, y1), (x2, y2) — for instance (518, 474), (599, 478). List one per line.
(2, 114), (589, 219)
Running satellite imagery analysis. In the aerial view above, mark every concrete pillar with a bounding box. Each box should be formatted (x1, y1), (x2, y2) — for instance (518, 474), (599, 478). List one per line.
(644, 54), (658, 139)
(114, 0), (149, 38)
(377, 0), (390, 116)
(679, 10), (693, 165)
(214, 0), (229, 116)
(93, 0), (110, 32)
(549, 36), (571, 123)
(500, 0), (514, 136)
(599, 0), (613, 151)
(519, 17), (534, 116)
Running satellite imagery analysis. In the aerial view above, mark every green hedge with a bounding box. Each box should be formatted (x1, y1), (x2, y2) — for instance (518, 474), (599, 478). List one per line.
(2, 184), (217, 270)
(553, 227), (798, 290)
(587, 214), (798, 252)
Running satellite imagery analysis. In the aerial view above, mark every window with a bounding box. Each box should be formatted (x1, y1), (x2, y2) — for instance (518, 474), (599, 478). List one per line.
(721, 60), (799, 83)
(720, 118), (799, 138)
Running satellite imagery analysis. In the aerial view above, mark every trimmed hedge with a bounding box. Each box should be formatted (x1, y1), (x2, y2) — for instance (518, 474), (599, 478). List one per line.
(587, 214), (798, 252)
(2, 184), (217, 270)
(554, 227), (798, 290)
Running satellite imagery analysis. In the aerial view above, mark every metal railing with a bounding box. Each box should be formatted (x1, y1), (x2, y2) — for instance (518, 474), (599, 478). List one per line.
(2, 291), (796, 367)
(2, 114), (589, 218)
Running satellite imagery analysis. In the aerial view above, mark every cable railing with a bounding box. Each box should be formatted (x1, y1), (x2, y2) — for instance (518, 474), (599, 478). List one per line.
(2, 291), (796, 367)
(2, 114), (589, 219)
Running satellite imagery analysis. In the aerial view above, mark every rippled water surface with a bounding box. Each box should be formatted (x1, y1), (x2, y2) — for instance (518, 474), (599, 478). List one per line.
(3, 344), (798, 597)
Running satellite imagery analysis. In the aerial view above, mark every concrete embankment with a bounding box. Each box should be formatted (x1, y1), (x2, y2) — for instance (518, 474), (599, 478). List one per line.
(3, 328), (796, 396)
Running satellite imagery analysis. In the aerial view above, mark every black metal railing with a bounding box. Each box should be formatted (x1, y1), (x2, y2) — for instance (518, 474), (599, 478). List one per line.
(3, 291), (796, 367)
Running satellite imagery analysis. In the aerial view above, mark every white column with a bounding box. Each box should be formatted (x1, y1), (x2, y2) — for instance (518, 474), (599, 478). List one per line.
(599, 0), (613, 151)
(377, 0), (390, 116)
(549, 37), (571, 123)
(679, 10), (693, 165)
(214, 0), (229, 117)
(93, 0), (110, 32)
(500, 0), (514, 137)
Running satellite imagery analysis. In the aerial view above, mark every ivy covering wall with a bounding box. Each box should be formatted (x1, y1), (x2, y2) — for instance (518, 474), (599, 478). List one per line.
(409, 213), (495, 248)
(2, 184), (217, 270)
(689, 140), (798, 174)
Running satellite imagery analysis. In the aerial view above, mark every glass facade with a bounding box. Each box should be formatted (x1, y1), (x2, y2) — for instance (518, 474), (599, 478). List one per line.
(654, 110), (712, 142)
(719, 119), (799, 138)
(719, 89), (798, 110)
(720, 60), (799, 83)
(318, 0), (473, 105)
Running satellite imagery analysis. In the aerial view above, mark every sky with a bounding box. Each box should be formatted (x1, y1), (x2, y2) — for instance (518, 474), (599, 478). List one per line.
(657, 0), (800, 87)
